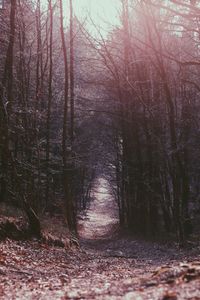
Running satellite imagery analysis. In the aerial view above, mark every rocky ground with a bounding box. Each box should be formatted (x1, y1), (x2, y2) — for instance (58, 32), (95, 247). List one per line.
(0, 178), (200, 299)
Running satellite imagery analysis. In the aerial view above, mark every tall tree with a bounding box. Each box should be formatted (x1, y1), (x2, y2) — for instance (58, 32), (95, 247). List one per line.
(59, 0), (75, 231)
(0, 0), (17, 203)
(69, 0), (75, 144)
(46, 0), (54, 205)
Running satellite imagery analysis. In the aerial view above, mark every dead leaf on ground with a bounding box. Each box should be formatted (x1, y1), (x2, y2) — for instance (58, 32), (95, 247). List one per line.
(162, 291), (177, 300)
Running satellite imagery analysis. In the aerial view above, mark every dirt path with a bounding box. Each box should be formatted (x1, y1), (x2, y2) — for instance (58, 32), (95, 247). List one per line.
(1, 236), (200, 299)
(0, 179), (200, 299)
(78, 178), (119, 239)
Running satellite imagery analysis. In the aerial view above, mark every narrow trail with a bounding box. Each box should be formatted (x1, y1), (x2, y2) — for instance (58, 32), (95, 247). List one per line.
(78, 178), (119, 239)
(0, 178), (200, 299)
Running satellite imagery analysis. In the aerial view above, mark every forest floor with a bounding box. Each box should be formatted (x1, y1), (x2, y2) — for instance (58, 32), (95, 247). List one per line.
(1, 179), (200, 299)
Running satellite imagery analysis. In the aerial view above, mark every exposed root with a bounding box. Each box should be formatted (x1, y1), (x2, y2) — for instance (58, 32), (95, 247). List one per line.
(41, 232), (69, 248)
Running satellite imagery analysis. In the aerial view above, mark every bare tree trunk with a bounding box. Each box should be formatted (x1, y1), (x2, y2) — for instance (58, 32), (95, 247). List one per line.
(0, 0), (17, 203)
(46, 0), (53, 206)
(59, 0), (75, 231)
(34, 0), (42, 127)
(3, 0), (17, 113)
(69, 0), (75, 144)
(59, 0), (68, 168)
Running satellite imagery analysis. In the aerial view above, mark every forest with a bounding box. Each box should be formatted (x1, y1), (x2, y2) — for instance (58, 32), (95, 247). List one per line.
(1, 0), (200, 299)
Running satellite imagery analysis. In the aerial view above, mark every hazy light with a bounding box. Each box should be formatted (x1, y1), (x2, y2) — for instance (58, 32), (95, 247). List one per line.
(41, 0), (120, 35)
(74, 0), (120, 30)
(0, 0), (4, 10)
